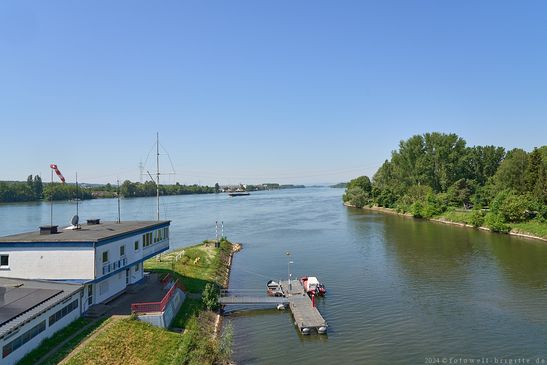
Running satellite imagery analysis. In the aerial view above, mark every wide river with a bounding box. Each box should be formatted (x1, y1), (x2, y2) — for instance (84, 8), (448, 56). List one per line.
(1, 188), (546, 364)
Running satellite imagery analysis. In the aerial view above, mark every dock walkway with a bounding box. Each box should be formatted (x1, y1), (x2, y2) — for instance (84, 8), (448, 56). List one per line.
(280, 280), (327, 335)
(219, 280), (328, 335)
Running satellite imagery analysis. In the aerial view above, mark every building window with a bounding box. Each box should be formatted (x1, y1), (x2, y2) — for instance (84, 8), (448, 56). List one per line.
(0, 255), (8, 268)
(49, 299), (79, 327)
(143, 232), (153, 247)
(120, 245), (125, 257)
(102, 251), (108, 263)
(134, 241), (139, 250)
(135, 263), (140, 272)
(2, 320), (46, 359)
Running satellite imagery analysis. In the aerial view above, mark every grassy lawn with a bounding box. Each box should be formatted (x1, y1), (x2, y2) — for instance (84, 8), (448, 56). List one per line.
(437, 210), (547, 240)
(437, 210), (473, 225)
(510, 221), (547, 239)
(64, 318), (187, 365)
(172, 297), (203, 329)
(16, 317), (106, 365)
(144, 239), (233, 293)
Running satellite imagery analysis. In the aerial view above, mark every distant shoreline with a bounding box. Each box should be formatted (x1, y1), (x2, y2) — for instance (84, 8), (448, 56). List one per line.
(345, 203), (547, 243)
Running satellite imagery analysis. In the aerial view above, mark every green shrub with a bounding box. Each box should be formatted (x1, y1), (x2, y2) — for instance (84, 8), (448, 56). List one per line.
(410, 201), (424, 218)
(498, 193), (531, 222)
(202, 283), (219, 310)
(469, 209), (485, 227)
(343, 187), (369, 208)
(484, 212), (510, 233)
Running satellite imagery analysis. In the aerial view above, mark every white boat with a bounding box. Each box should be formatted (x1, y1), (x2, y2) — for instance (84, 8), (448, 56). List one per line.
(267, 280), (284, 297)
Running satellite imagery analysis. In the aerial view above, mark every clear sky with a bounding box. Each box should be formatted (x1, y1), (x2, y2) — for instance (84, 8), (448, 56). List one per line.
(0, 1), (546, 185)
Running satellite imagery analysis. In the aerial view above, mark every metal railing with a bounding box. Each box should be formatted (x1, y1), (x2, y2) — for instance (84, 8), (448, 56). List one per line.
(102, 258), (128, 275)
(131, 279), (180, 314)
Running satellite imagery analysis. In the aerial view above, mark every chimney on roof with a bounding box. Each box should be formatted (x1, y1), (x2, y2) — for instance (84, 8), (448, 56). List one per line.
(87, 219), (101, 225)
(39, 225), (58, 235)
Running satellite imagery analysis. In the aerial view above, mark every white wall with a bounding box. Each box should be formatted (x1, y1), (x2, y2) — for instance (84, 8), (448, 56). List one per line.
(0, 291), (82, 365)
(0, 247), (94, 280)
(94, 229), (168, 281)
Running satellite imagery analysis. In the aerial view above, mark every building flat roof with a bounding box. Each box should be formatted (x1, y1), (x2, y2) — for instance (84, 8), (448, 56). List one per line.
(0, 220), (170, 244)
(0, 278), (82, 338)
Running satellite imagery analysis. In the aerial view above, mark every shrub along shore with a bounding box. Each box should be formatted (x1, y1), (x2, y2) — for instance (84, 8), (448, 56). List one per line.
(343, 132), (546, 241)
(346, 203), (547, 242)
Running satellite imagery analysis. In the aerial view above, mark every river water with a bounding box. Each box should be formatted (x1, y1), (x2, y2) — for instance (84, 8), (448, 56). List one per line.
(1, 188), (546, 364)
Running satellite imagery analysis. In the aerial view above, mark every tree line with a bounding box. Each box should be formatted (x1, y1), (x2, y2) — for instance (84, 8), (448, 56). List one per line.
(343, 132), (546, 233)
(0, 177), (215, 203)
(119, 180), (214, 197)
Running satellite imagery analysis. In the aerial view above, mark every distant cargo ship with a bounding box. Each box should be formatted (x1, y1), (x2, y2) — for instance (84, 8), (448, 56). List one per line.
(228, 192), (250, 197)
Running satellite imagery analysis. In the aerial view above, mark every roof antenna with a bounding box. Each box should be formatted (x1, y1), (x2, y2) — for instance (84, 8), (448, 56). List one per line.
(117, 179), (121, 223)
(70, 172), (81, 230)
(76, 172), (79, 217)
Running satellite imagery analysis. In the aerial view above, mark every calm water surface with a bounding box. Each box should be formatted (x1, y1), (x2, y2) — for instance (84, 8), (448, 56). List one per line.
(1, 188), (546, 364)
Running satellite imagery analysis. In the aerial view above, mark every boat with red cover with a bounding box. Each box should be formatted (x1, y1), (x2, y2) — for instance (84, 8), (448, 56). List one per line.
(300, 276), (326, 296)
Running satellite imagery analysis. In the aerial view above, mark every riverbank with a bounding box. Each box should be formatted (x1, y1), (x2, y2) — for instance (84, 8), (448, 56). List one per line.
(345, 203), (547, 242)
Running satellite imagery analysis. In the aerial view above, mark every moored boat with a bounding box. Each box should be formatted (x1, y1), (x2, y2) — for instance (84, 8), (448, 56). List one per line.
(267, 280), (284, 297)
(300, 276), (326, 296)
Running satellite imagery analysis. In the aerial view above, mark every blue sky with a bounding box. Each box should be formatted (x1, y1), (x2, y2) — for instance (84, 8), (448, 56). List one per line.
(0, 1), (546, 185)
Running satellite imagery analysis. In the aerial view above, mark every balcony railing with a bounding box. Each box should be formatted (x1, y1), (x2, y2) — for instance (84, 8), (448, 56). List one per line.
(102, 257), (128, 275)
(131, 279), (182, 314)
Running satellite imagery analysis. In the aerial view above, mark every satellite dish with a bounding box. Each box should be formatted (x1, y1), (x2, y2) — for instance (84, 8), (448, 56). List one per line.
(71, 215), (79, 226)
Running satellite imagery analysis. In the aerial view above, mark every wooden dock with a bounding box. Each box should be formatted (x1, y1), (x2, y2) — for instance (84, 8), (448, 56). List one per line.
(280, 280), (328, 335)
(219, 280), (328, 335)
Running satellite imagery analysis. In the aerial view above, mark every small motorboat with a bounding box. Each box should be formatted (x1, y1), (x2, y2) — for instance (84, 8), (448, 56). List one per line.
(267, 280), (284, 297)
(300, 276), (326, 297)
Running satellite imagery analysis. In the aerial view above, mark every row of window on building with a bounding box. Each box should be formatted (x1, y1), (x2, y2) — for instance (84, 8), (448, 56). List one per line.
(143, 227), (168, 248)
(2, 298), (79, 359)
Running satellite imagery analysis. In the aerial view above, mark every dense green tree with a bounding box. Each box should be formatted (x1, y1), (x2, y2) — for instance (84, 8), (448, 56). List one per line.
(26, 175), (34, 191)
(346, 176), (372, 194)
(446, 179), (475, 208)
(493, 148), (529, 194)
(463, 145), (505, 186)
(524, 148), (547, 203)
(215, 183), (220, 193)
(422, 132), (467, 192)
(33, 175), (43, 198)
(343, 176), (373, 207)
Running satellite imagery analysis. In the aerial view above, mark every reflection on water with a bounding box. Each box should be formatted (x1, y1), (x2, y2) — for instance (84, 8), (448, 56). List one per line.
(1, 188), (546, 364)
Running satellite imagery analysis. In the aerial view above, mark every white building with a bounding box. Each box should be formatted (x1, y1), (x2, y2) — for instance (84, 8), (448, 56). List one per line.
(0, 219), (170, 363)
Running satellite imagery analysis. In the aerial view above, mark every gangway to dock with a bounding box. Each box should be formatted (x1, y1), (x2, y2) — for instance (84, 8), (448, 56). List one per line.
(219, 289), (289, 305)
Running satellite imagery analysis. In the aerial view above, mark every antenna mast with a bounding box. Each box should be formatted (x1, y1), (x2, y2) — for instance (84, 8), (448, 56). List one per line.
(156, 132), (160, 221)
(50, 169), (53, 227)
(117, 179), (121, 223)
(76, 172), (79, 217)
